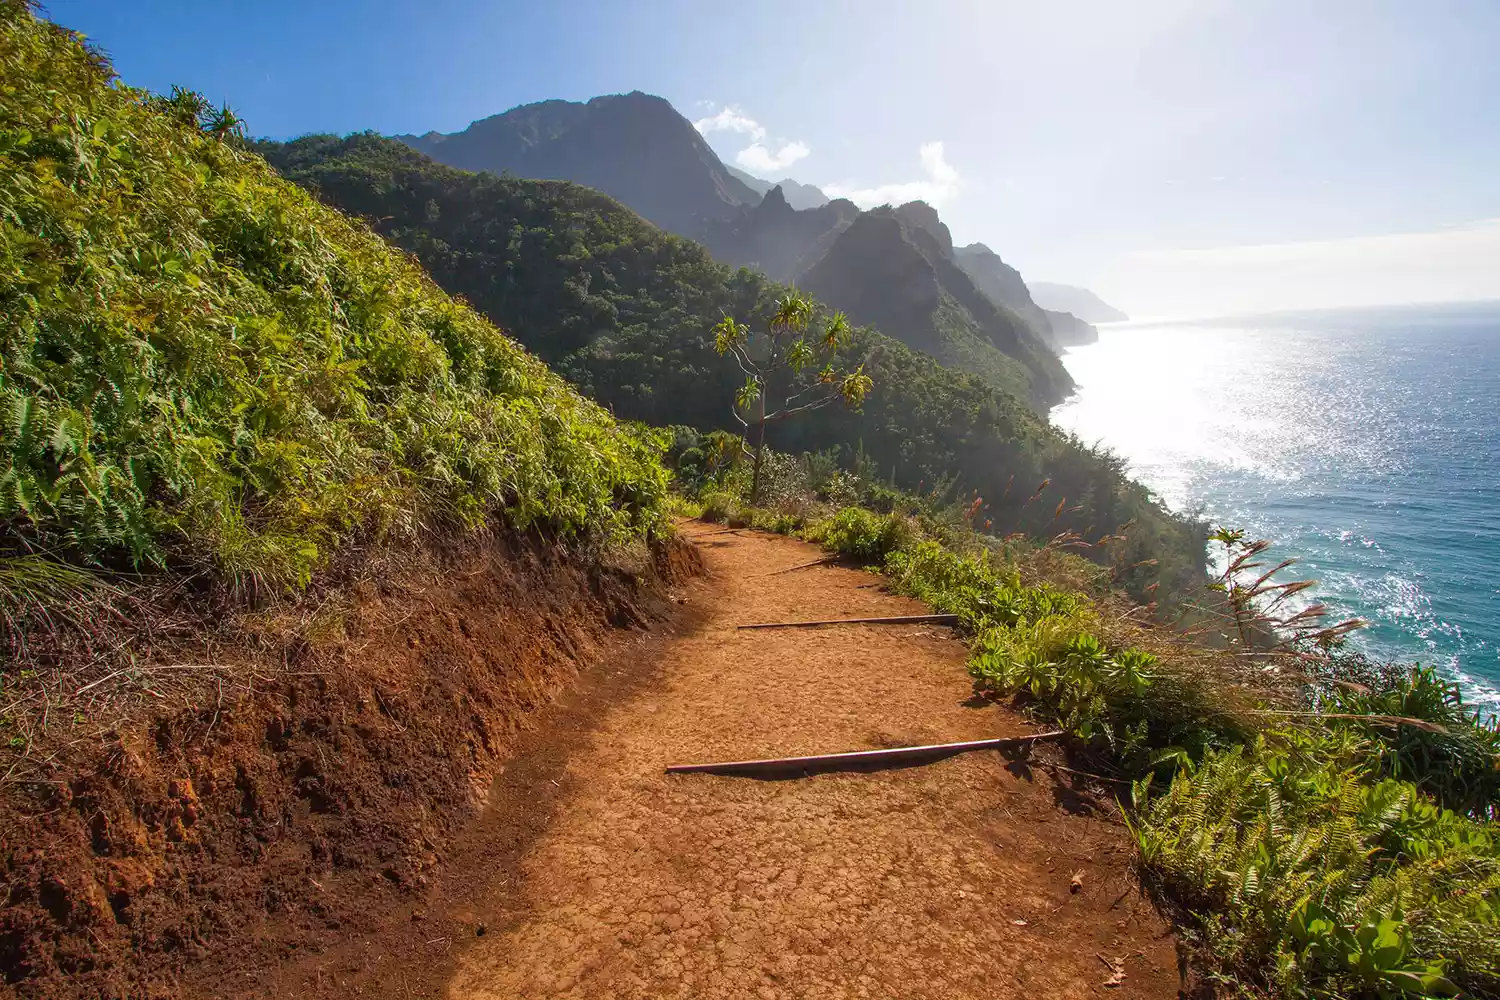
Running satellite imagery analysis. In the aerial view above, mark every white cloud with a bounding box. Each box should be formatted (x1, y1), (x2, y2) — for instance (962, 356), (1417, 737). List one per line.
(693, 104), (810, 177)
(824, 141), (963, 209)
(693, 106), (766, 141)
(736, 139), (810, 174)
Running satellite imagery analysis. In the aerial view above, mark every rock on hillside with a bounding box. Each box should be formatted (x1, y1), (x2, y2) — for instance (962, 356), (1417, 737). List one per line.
(727, 166), (831, 210)
(1028, 282), (1129, 324)
(702, 184), (860, 282)
(801, 207), (1073, 407)
(397, 92), (758, 235)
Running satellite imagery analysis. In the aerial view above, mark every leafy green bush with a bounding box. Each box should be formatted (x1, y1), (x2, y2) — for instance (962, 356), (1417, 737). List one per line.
(884, 539), (1079, 631)
(814, 507), (914, 564)
(0, 6), (669, 591)
(697, 490), (739, 524)
(1131, 731), (1500, 998)
(1326, 666), (1500, 819)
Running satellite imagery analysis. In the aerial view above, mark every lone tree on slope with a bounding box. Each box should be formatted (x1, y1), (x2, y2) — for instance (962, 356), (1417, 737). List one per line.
(712, 290), (872, 505)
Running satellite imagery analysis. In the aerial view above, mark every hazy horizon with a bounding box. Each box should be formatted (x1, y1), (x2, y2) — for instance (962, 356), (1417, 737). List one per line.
(46, 0), (1500, 317)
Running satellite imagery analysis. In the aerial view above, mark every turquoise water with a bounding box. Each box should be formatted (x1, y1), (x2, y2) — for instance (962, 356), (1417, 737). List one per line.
(1052, 301), (1500, 711)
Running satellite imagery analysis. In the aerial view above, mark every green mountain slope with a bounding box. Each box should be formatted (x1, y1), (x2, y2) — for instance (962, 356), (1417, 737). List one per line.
(0, 10), (668, 587)
(260, 134), (1205, 594)
(952, 242), (1072, 346)
(705, 192), (1071, 408)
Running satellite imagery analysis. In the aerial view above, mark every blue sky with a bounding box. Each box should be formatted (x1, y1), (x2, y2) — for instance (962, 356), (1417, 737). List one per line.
(47, 0), (1500, 316)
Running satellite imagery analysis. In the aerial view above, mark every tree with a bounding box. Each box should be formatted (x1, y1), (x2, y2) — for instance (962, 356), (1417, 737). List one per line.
(712, 291), (872, 505)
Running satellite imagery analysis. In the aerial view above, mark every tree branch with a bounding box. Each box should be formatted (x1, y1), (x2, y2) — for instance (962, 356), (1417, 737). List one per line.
(728, 343), (759, 380)
(781, 379), (827, 409)
(764, 392), (842, 423)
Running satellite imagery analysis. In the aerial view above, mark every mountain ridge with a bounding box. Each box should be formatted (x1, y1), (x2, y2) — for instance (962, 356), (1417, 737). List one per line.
(726, 165), (831, 209)
(397, 91), (758, 235)
(399, 91), (1082, 407)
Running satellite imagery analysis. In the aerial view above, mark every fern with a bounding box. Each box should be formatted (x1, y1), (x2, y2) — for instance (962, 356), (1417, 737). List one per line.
(1136, 733), (1499, 996)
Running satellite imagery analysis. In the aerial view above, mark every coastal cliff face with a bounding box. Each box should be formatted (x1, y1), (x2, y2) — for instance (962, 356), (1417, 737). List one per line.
(802, 208), (1074, 407)
(398, 92), (758, 235)
(1042, 308), (1100, 347)
(1028, 281), (1129, 324)
(701, 185), (860, 282)
(953, 243), (1057, 346)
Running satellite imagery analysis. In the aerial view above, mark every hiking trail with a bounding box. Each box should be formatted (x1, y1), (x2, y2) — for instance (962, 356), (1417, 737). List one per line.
(260, 523), (1179, 999)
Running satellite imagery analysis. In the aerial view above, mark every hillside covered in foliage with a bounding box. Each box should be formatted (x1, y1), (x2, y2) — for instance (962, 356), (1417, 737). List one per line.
(0, 6), (670, 592)
(397, 90), (1076, 409)
(259, 133), (1206, 596)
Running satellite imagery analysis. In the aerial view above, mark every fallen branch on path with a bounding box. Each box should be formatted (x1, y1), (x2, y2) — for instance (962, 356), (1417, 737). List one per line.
(665, 731), (1064, 778)
(761, 556), (839, 576)
(736, 613), (959, 630)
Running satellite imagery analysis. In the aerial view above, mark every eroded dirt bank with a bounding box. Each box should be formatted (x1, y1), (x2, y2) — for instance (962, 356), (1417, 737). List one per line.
(0, 533), (701, 999)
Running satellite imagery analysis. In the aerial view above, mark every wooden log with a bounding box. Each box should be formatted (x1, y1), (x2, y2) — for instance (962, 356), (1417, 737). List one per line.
(736, 613), (959, 630)
(665, 731), (1065, 778)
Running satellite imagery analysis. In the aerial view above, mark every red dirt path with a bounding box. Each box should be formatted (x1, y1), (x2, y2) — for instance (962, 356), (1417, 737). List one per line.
(435, 523), (1180, 999)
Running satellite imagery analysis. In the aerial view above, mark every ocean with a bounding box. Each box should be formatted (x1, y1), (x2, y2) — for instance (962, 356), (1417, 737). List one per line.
(1051, 301), (1500, 712)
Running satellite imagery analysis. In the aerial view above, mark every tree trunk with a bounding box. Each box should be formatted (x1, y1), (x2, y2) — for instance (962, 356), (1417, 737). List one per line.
(750, 392), (767, 505)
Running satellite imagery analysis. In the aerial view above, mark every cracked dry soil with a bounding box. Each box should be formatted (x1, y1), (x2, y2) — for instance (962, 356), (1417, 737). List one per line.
(442, 523), (1180, 1000)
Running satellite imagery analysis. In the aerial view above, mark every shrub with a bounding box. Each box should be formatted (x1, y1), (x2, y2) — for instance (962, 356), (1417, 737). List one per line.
(0, 7), (669, 594)
(1326, 665), (1500, 819)
(884, 539), (1079, 631)
(815, 507), (914, 564)
(698, 490), (739, 524)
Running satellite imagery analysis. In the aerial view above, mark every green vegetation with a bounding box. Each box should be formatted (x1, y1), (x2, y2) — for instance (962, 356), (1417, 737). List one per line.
(257, 133), (1206, 601)
(691, 454), (1500, 999)
(711, 290), (870, 503)
(1323, 664), (1500, 819)
(929, 288), (1039, 401)
(0, 6), (668, 598)
(12, 7), (1493, 995)
(1132, 734), (1496, 998)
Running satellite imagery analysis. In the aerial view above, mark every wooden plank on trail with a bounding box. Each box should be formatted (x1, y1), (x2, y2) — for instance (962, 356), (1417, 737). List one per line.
(736, 613), (959, 630)
(665, 731), (1065, 778)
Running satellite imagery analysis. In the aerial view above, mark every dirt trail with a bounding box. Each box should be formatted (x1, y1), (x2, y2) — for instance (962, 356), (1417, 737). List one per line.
(437, 523), (1179, 1000)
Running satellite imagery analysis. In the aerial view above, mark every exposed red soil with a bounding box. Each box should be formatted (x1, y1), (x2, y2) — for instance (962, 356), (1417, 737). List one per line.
(0, 533), (700, 999)
(439, 523), (1181, 1000)
(2, 524), (1181, 999)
